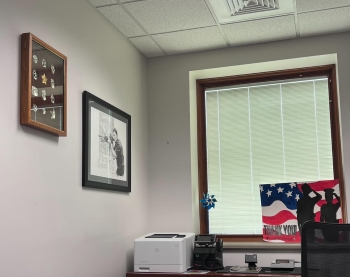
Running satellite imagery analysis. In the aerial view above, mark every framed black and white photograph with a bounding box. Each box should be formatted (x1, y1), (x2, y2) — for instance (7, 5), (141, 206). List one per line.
(82, 91), (131, 192)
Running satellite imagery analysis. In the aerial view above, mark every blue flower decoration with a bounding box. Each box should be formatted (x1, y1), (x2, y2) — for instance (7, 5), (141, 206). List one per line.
(200, 193), (217, 210)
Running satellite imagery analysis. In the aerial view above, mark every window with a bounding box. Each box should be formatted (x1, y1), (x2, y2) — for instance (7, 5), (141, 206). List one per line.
(196, 65), (344, 242)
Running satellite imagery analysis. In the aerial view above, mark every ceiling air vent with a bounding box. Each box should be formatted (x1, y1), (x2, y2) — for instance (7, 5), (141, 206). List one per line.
(224, 0), (280, 16)
(209, 0), (293, 24)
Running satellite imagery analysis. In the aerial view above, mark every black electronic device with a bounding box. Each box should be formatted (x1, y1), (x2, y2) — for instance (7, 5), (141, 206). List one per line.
(193, 234), (224, 271)
(194, 234), (216, 245)
(245, 254), (258, 268)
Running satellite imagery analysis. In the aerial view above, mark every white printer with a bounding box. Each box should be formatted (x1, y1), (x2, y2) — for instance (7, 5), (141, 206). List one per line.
(134, 233), (195, 272)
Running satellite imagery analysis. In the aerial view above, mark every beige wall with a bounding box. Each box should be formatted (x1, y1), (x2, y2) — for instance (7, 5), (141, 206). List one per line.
(147, 32), (350, 266)
(0, 0), (149, 276)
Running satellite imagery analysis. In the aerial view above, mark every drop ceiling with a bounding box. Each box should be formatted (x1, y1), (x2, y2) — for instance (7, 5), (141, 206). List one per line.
(88, 0), (350, 58)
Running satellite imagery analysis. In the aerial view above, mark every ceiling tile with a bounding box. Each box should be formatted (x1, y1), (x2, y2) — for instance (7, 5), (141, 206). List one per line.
(129, 36), (165, 57)
(98, 5), (146, 37)
(152, 26), (227, 55)
(299, 7), (350, 36)
(221, 15), (296, 46)
(89, 0), (118, 7)
(296, 0), (350, 13)
(123, 0), (216, 34)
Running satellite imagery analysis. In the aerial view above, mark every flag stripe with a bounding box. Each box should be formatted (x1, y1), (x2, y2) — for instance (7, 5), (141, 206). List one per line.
(296, 179), (338, 192)
(261, 200), (297, 216)
(262, 210), (296, 225)
(263, 232), (301, 243)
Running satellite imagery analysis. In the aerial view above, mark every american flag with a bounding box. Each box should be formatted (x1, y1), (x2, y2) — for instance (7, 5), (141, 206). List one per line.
(260, 180), (341, 242)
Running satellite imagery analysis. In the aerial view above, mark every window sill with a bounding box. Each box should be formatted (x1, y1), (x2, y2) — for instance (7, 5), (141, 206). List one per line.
(224, 242), (300, 251)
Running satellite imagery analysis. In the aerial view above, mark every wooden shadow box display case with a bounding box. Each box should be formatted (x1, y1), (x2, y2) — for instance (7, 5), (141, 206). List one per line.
(20, 33), (67, 136)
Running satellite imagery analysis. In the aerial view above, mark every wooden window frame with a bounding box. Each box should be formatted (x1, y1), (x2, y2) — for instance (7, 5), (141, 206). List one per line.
(196, 65), (346, 242)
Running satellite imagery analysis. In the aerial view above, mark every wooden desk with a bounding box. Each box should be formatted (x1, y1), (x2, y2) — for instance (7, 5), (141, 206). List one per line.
(127, 269), (301, 277)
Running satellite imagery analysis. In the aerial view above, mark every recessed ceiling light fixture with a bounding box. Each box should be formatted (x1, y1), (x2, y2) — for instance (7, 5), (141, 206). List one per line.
(209, 0), (294, 23)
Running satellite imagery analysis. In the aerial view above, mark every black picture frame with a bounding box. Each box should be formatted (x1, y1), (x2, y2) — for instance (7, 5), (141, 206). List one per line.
(82, 91), (131, 192)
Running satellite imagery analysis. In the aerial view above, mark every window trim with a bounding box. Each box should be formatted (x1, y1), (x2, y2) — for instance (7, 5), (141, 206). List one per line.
(196, 64), (346, 242)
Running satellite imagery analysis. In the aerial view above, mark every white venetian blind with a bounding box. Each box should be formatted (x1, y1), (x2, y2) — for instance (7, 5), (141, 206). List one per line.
(205, 77), (334, 235)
